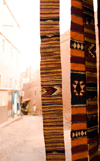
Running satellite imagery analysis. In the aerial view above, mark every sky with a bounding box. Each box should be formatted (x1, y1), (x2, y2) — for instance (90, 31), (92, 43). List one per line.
(6, 0), (97, 72)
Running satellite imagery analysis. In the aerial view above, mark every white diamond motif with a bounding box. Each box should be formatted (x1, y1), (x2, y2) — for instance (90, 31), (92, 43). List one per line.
(81, 44), (84, 50)
(72, 43), (76, 49)
(77, 43), (80, 49)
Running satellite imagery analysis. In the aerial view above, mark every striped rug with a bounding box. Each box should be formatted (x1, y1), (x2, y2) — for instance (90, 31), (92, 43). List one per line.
(40, 0), (65, 160)
(82, 0), (99, 160)
(70, 0), (88, 160)
(70, 0), (99, 160)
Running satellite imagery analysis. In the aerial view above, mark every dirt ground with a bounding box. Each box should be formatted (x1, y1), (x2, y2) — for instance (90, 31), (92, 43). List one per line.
(0, 115), (71, 161)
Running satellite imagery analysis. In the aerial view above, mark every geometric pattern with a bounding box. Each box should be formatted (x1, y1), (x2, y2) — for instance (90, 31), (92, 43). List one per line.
(70, 0), (89, 160)
(72, 80), (86, 98)
(40, 0), (65, 161)
(71, 130), (87, 139)
(70, 0), (99, 159)
(85, 42), (96, 58)
(41, 86), (62, 96)
(71, 39), (84, 51)
(83, 0), (99, 160)
(71, 73), (86, 105)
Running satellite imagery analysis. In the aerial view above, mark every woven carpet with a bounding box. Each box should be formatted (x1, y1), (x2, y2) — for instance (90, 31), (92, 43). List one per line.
(70, 0), (88, 160)
(82, 0), (99, 160)
(40, 0), (65, 160)
(70, 0), (98, 160)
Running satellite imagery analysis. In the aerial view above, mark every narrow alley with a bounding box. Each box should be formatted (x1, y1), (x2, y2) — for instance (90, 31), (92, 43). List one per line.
(0, 116), (71, 161)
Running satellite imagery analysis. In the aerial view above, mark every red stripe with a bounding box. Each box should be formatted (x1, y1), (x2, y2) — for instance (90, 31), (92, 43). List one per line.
(87, 105), (97, 110)
(85, 57), (96, 63)
(40, 28), (59, 31)
(72, 158), (88, 161)
(89, 146), (98, 155)
(72, 115), (87, 122)
(71, 6), (83, 18)
(71, 22), (84, 33)
(41, 63), (61, 65)
(40, 1), (59, 3)
(71, 57), (85, 64)
(72, 145), (88, 154)
(85, 67), (97, 73)
(86, 78), (97, 82)
(40, 11), (59, 16)
(88, 136), (98, 144)
(84, 24), (95, 30)
(44, 133), (64, 136)
(90, 155), (99, 161)
(40, 6), (59, 8)
(84, 33), (95, 40)
(83, 1), (93, 9)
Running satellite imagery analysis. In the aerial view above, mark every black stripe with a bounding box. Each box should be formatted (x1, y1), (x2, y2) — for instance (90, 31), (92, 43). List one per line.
(87, 130), (98, 138)
(41, 35), (60, 39)
(83, 6), (94, 15)
(40, 18), (59, 21)
(86, 82), (97, 88)
(43, 124), (63, 127)
(86, 91), (97, 99)
(46, 150), (65, 154)
(87, 117), (98, 129)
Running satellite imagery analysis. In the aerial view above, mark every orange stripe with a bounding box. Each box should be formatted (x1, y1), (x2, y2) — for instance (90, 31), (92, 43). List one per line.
(71, 15), (83, 26)
(72, 151), (88, 161)
(71, 0), (82, 9)
(71, 49), (85, 58)
(71, 138), (88, 147)
(72, 107), (87, 115)
(71, 123), (87, 130)
(71, 63), (85, 71)
(71, 31), (84, 41)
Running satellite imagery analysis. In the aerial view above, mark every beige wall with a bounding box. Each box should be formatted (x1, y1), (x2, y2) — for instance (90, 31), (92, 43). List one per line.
(60, 30), (71, 126)
(21, 68), (41, 115)
(30, 81), (41, 115)
(0, 34), (20, 88)
(0, 0), (20, 89)
(30, 69), (41, 114)
(0, 0), (21, 123)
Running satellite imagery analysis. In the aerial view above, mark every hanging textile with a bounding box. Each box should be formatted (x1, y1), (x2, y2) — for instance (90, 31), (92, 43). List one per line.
(70, 0), (88, 160)
(83, 0), (99, 160)
(40, 0), (65, 161)
(71, 0), (99, 160)
(97, 0), (100, 135)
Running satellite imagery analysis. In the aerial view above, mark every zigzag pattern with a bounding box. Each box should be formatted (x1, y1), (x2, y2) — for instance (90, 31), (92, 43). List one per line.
(42, 86), (62, 96)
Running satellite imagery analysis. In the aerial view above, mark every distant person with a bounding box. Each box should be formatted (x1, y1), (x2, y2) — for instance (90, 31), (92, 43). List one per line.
(33, 103), (36, 115)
